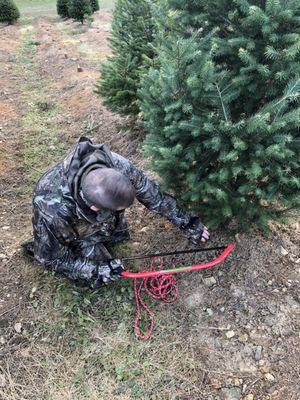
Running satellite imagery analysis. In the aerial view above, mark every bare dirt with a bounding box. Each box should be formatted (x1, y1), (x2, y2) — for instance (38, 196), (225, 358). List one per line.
(0, 11), (299, 400)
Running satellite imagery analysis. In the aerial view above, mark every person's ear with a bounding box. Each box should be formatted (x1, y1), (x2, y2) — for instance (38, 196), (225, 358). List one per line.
(91, 205), (100, 212)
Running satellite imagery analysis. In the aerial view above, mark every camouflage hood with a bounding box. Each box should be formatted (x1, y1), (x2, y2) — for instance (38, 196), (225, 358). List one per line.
(62, 136), (115, 222)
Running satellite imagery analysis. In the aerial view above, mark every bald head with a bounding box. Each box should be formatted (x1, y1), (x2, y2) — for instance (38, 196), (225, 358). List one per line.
(81, 168), (135, 211)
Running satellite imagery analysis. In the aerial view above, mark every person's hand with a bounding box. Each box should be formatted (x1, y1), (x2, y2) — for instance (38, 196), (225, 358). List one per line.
(183, 216), (210, 245)
(92, 259), (124, 288)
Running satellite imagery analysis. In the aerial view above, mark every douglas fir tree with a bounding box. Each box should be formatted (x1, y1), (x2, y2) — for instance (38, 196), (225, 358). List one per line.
(140, 0), (300, 228)
(90, 0), (100, 12)
(96, 0), (157, 116)
(57, 0), (70, 18)
(68, 0), (92, 23)
(0, 0), (20, 24)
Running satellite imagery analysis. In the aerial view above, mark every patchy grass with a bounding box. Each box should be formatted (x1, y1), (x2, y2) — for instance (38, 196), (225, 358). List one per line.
(21, 108), (66, 187)
(15, 0), (57, 17)
(101, 0), (116, 9)
(15, 0), (115, 18)
(12, 264), (192, 400)
(12, 30), (66, 189)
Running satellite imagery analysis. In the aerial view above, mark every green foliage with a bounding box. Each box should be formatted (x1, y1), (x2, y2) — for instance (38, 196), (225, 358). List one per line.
(68, 0), (92, 23)
(169, 0), (300, 119)
(0, 0), (20, 24)
(90, 0), (100, 12)
(57, 0), (70, 18)
(140, 0), (300, 229)
(95, 0), (158, 116)
(57, 0), (99, 20)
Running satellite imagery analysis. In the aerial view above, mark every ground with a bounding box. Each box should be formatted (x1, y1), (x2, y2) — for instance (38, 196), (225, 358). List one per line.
(0, 1), (299, 400)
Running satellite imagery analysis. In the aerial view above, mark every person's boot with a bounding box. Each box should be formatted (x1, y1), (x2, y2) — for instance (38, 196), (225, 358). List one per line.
(21, 240), (35, 260)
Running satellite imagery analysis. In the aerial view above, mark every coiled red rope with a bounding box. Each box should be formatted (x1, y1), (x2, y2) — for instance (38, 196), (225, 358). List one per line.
(122, 244), (236, 340)
(133, 258), (178, 340)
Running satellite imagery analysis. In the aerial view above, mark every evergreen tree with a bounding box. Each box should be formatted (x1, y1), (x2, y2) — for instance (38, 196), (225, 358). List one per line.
(90, 0), (100, 12)
(95, 0), (157, 116)
(57, 0), (70, 18)
(140, 0), (300, 229)
(167, 0), (205, 32)
(169, 0), (300, 118)
(0, 0), (20, 24)
(68, 0), (92, 24)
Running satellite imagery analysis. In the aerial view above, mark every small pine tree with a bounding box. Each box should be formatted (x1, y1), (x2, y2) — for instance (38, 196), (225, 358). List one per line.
(68, 0), (92, 24)
(140, 0), (300, 229)
(90, 0), (99, 12)
(0, 0), (20, 24)
(95, 0), (157, 116)
(57, 0), (70, 18)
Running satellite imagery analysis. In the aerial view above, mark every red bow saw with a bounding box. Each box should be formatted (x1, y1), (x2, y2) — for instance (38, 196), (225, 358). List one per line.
(120, 244), (236, 340)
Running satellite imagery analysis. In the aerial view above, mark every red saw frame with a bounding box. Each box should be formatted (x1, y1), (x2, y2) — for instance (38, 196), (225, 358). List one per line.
(121, 244), (236, 279)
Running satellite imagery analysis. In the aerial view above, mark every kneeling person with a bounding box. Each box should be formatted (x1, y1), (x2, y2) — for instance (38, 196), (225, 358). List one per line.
(29, 137), (209, 288)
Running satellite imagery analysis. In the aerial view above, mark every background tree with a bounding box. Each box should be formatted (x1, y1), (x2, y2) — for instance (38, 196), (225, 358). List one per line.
(140, 0), (300, 229)
(68, 0), (92, 24)
(90, 0), (100, 13)
(57, 0), (70, 18)
(95, 0), (157, 116)
(0, 0), (20, 24)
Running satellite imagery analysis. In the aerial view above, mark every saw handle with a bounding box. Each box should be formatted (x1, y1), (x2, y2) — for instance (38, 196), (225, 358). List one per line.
(121, 244), (236, 279)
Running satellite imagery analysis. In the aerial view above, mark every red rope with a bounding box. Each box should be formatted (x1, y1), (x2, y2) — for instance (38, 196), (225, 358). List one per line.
(133, 258), (178, 340)
(127, 245), (236, 340)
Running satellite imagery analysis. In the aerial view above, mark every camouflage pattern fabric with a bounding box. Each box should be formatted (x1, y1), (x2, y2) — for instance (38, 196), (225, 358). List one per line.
(31, 136), (204, 288)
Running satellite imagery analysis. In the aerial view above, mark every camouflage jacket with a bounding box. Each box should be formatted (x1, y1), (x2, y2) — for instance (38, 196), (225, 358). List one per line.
(32, 136), (194, 288)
